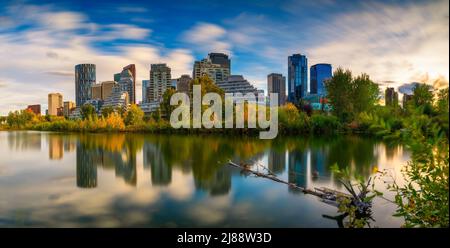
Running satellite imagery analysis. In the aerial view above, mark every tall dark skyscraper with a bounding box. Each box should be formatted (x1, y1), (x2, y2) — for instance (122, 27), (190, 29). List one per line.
(385, 87), (399, 107)
(310, 63), (332, 96)
(75, 64), (96, 107)
(208, 52), (230, 71)
(267, 73), (286, 106)
(288, 54), (308, 103)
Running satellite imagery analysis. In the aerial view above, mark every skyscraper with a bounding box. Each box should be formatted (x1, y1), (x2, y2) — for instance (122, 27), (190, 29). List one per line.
(63, 101), (75, 117)
(193, 54), (230, 83)
(288, 54), (308, 103)
(310, 63), (332, 96)
(75, 64), (96, 107)
(208, 53), (230, 71)
(267, 73), (286, 106)
(48, 93), (63, 116)
(385, 87), (399, 107)
(91, 84), (102, 100)
(118, 68), (135, 104)
(101, 81), (115, 100)
(122, 64), (136, 104)
(142, 80), (149, 103)
(176, 74), (192, 94)
(148, 64), (171, 102)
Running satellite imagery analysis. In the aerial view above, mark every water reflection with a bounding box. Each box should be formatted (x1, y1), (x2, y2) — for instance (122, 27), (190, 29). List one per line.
(7, 131), (41, 151)
(67, 134), (386, 192)
(0, 131), (409, 227)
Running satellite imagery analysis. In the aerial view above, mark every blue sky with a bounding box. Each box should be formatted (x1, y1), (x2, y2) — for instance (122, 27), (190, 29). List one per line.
(0, 0), (448, 114)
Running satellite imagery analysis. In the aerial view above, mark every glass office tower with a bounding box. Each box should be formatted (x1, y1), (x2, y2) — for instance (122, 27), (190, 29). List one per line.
(310, 63), (332, 96)
(288, 54), (308, 103)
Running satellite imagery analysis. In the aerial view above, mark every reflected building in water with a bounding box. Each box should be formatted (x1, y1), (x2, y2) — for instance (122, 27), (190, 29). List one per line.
(143, 142), (171, 186)
(194, 165), (231, 196)
(7, 132), (42, 151)
(76, 143), (98, 188)
(268, 150), (286, 175)
(288, 150), (308, 192)
(113, 148), (137, 186)
(49, 135), (64, 160)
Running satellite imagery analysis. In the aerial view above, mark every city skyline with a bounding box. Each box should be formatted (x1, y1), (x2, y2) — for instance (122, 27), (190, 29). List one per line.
(0, 0), (449, 115)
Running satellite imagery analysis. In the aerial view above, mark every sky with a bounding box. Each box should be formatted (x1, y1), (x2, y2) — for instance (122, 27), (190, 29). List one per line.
(0, 0), (448, 114)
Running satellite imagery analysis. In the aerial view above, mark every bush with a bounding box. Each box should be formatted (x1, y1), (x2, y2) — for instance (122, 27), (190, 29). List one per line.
(278, 103), (311, 133)
(311, 114), (340, 134)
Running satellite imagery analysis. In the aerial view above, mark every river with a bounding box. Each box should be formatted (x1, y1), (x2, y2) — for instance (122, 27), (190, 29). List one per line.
(0, 131), (409, 227)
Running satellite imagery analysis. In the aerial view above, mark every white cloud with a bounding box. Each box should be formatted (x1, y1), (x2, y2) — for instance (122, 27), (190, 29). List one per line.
(0, 4), (194, 115)
(38, 12), (86, 31)
(307, 0), (449, 89)
(183, 22), (231, 54)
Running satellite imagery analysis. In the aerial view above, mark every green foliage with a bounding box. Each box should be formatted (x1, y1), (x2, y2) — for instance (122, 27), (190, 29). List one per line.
(101, 106), (115, 118)
(325, 68), (354, 122)
(6, 109), (37, 128)
(351, 73), (380, 114)
(325, 68), (379, 122)
(124, 104), (144, 126)
(387, 111), (449, 227)
(311, 114), (340, 134)
(80, 104), (96, 120)
(278, 103), (311, 133)
(412, 83), (433, 107)
(160, 88), (177, 119)
(331, 163), (377, 228)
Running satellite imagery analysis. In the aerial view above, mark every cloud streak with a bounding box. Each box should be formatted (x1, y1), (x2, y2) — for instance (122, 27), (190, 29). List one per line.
(0, 3), (194, 115)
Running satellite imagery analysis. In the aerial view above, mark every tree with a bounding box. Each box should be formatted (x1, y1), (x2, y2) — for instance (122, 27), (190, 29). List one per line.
(161, 88), (177, 119)
(326, 68), (380, 122)
(351, 73), (379, 114)
(124, 104), (144, 126)
(325, 68), (353, 122)
(101, 106), (115, 117)
(6, 109), (35, 128)
(80, 104), (96, 120)
(436, 87), (448, 114)
(189, 75), (224, 100)
(412, 83), (433, 107)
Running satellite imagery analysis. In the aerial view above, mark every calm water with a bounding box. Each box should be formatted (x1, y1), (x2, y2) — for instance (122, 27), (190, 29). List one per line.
(0, 131), (410, 227)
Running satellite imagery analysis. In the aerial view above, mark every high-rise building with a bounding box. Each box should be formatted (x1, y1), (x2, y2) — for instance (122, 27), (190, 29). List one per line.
(26, 104), (41, 115)
(101, 84), (129, 111)
(91, 81), (115, 101)
(101, 81), (115, 100)
(148, 64), (171, 102)
(385, 87), (399, 107)
(122, 64), (136, 104)
(48, 93), (63, 116)
(208, 53), (230, 71)
(193, 54), (230, 83)
(267, 73), (286, 106)
(142, 80), (149, 103)
(114, 73), (121, 82)
(288, 54), (308, 103)
(176, 74), (192, 94)
(63, 101), (76, 117)
(116, 68), (135, 104)
(310, 63), (332, 96)
(75, 64), (96, 107)
(91, 84), (102, 100)
(216, 75), (264, 102)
